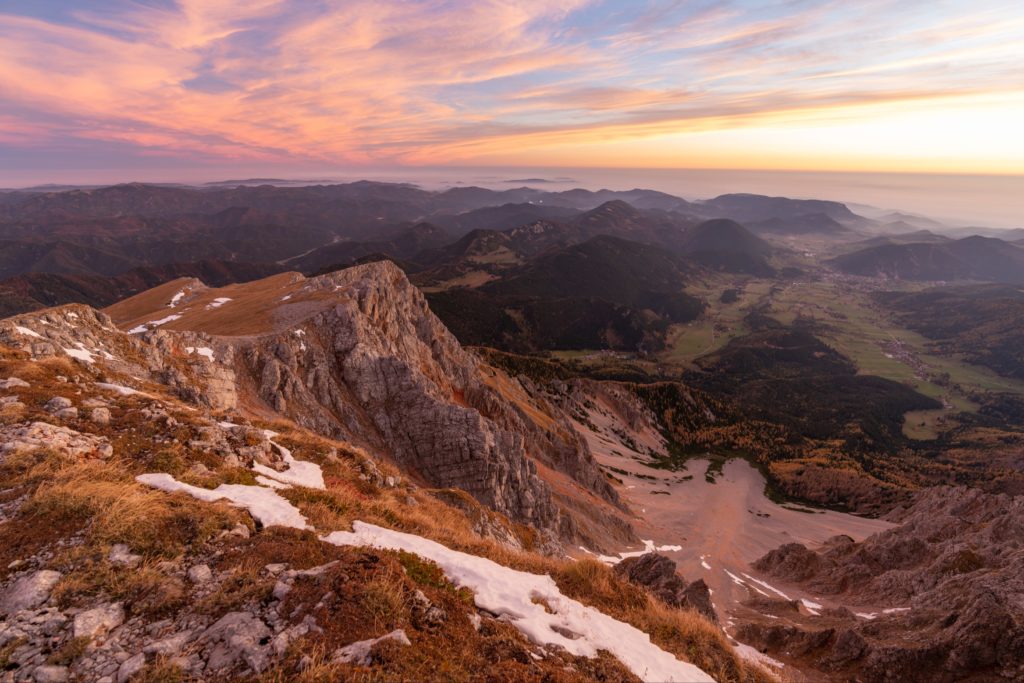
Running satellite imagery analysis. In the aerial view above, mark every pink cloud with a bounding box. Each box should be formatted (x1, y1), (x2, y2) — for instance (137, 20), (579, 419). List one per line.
(0, 0), (1020, 170)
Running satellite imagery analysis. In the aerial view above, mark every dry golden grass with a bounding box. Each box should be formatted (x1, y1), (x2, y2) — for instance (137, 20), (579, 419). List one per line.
(197, 563), (275, 615)
(23, 458), (245, 558)
(0, 345), (771, 682)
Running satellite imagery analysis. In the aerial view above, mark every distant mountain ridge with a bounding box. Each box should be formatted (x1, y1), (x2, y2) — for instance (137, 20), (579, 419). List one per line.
(830, 235), (1024, 283)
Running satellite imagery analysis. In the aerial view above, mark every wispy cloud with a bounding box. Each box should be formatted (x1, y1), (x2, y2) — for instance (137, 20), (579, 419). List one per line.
(0, 0), (1022, 174)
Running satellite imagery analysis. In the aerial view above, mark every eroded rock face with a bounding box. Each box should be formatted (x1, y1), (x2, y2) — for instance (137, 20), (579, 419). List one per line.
(0, 264), (626, 546)
(748, 486), (1024, 682)
(240, 262), (616, 537)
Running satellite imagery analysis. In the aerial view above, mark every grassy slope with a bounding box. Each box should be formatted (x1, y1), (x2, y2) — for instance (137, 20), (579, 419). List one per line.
(0, 345), (770, 683)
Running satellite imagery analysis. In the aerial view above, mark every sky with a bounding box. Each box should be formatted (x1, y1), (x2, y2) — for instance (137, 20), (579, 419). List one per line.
(1, 0), (1024, 185)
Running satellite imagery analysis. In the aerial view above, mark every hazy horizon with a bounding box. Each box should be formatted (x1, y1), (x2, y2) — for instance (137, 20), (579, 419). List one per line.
(3, 166), (1021, 230)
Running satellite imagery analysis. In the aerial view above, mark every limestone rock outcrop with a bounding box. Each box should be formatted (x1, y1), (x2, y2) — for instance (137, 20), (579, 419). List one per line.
(238, 262), (619, 537)
(748, 486), (1024, 682)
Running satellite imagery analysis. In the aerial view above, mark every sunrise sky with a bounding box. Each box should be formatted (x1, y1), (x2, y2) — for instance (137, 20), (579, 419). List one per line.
(2, 0), (1024, 184)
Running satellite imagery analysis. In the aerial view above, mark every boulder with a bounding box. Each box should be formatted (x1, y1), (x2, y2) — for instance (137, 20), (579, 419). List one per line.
(44, 396), (73, 413)
(32, 665), (69, 683)
(108, 544), (142, 568)
(614, 553), (688, 606)
(200, 611), (272, 673)
(73, 602), (125, 639)
(614, 553), (718, 622)
(116, 653), (145, 683)
(187, 564), (213, 584)
(0, 570), (62, 615)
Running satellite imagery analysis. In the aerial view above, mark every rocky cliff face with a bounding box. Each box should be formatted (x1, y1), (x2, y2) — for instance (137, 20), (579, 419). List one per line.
(1, 262), (627, 547)
(742, 486), (1024, 682)
(239, 263), (585, 535)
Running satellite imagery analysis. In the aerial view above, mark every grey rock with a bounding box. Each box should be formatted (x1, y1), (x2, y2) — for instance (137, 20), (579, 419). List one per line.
(143, 631), (191, 658)
(242, 262), (582, 533)
(271, 580), (291, 601)
(0, 377), (29, 390)
(108, 545), (141, 568)
(333, 629), (411, 665)
(186, 565), (212, 584)
(0, 570), (62, 615)
(73, 602), (125, 639)
(752, 486), (1024, 682)
(90, 407), (111, 425)
(31, 666), (69, 683)
(44, 397), (72, 413)
(0, 422), (111, 460)
(200, 612), (272, 674)
(115, 654), (145, 683)
(614, 553), (717, 623)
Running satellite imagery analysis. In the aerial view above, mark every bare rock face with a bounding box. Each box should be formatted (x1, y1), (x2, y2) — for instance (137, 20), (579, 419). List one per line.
(240, 262), (615, 537)
(0, 305), (237, 411)
(614, 553), (717, 623)
(749, 486), (1024, 682)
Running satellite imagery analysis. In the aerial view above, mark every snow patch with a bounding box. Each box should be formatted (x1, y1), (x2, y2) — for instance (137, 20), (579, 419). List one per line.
(801, 599), (822, 616)
(149, 314), (182, 327)
(63, 345), (95, 363)
(883, 607), (911, 614)
(15, 326), (41, 339)
(742, 573), (791, 600)
(724, 570), (769, 597)
(185, 346), (215, 361)
(324, 522), (713, 683)
(207, 297), (232, 309)
(128, 313), (181, 334)
(95, 382), (148, 397)
(255, 475), (291, 490)
(580, 539), (683, 564)
(136, 473), (309, 530)
(169, 290), (186, 308)
(254, 431), (325, 489)
(733, 641), (785, 671)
